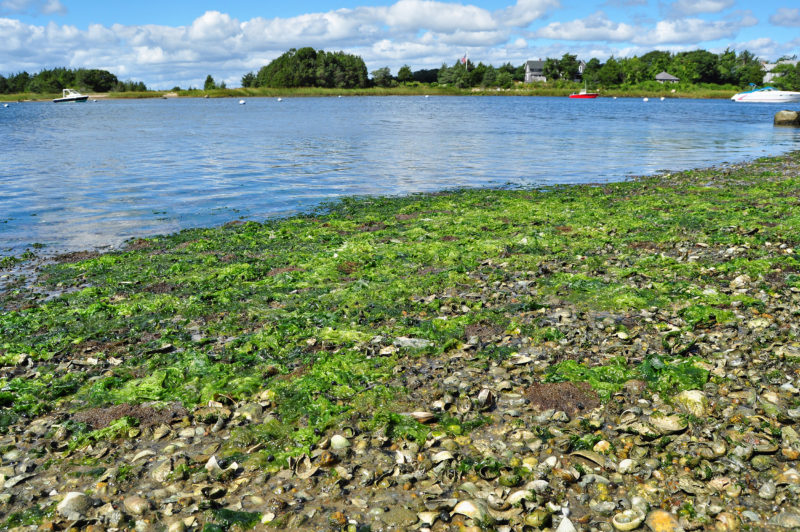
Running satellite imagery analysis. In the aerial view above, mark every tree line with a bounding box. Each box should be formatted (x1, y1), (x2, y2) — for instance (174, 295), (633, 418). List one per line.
(0, 67), (147, 94)
(238, 47), (798, 91)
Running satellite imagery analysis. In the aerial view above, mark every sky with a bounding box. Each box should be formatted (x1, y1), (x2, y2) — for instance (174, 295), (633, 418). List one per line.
(1, 0), (799, 89)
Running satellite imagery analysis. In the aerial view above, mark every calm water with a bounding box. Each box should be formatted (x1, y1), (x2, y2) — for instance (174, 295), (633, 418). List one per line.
(1, 96), (799, 256)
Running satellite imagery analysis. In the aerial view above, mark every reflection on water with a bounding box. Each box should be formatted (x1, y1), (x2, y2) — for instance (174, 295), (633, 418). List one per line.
(1, 96), (798, 255)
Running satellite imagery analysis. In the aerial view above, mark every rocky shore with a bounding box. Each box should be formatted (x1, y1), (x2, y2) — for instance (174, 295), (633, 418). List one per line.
(2, 153), (800, 531)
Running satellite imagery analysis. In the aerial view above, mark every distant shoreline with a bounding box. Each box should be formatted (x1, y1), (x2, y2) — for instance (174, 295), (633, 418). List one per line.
(1, 85), (738, 102)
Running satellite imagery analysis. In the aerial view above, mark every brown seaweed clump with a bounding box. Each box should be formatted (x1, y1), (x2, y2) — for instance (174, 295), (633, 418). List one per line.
(525, 381), (600, 416)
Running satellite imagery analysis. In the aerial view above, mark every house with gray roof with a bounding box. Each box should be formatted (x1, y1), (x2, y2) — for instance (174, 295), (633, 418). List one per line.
(525, 60), (546, 83)
(655, 72), (680, 83)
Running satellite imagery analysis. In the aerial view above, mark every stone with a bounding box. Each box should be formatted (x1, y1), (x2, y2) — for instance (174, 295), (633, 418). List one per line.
(123, 495), (151, 515)
(56, 492), (93, 520)
(674, 390), (709, 417)
(645, 509), (684, 532)
(774, 110), (800, 126)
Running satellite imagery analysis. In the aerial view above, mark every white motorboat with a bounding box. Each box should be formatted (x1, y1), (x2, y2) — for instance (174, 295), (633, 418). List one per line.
(53, 88), (89, 103)
(731, 86), (800, 103)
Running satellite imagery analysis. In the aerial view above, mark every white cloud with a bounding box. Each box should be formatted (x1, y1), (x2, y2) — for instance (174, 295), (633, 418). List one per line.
(0, 0), (64, 15)
(495, 0), (561, 27)
(386, 0), (495, 32)
(665, 0), (735, 18)
(536, 12), (637, 41)
(636, 14), (756, 45)
(769, 8), (800, 28)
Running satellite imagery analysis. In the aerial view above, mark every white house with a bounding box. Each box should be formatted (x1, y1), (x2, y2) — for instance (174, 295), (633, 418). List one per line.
(763, 60), (799, 83)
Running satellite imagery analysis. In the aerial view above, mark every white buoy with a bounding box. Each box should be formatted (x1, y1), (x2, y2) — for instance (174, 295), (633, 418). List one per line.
(3, 103), (8, 108)
(424, 95), (430, 98)
(277, 97), (282, 102)
(643, 97), (649, 102)
(613, 96), (617, 100)
(660, 96), (665, 101)
(239, 99), (246, 105)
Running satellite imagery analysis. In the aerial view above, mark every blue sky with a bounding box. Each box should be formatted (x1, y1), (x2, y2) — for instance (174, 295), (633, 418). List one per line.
(2, 0), (799, 88)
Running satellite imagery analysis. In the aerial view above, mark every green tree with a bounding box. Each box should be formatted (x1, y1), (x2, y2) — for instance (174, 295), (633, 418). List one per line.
(371, 67), (393, 87)
(397, 65), (413, 83)
(736, 50), (764, 86)
(598, 57), (622, 87)
(496, 71), (514, 88)
(542, 58), (560, 81)
(582, 58), (601, 85)
(241, 72), (256, 87)
(639, 50), (673, 79)
(771, 63), (800, 91)
(204, 75), (216, 90)
(412, 68), (438, 83)
(559, 53), (581, 81)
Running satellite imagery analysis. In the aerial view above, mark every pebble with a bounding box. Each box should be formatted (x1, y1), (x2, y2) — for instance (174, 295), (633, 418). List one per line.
(56, 492), (93, 519)
(124, 495), (151, 515)
(645, 509), (684, 532)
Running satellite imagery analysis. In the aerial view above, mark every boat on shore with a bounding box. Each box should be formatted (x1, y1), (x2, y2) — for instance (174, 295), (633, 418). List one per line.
(569, 82), (598, 99)
(53, 89), (89, 103)
(731, 86), (800, 103)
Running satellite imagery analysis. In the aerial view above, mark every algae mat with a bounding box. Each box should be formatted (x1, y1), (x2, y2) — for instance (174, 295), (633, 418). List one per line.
(1, 152), (799, 530)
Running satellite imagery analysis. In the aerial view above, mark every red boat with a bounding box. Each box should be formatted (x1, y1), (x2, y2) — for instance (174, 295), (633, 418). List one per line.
(569, 82), (598, 99)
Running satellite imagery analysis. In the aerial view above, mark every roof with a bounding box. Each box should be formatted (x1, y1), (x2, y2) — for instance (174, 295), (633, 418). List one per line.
(526, 60), (545, 71)
(655, 71), (680, 81)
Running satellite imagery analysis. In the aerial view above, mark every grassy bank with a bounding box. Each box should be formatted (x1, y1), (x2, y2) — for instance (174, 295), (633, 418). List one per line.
(2, 152), (799, 452)
(1, 84), (739, 101)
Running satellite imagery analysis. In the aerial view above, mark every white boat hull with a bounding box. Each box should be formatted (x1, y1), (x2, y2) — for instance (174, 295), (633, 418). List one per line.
(731, 87), (800, 103)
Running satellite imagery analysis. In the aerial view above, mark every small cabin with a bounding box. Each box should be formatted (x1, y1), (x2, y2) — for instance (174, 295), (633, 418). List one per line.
(655, 72), (680, 84)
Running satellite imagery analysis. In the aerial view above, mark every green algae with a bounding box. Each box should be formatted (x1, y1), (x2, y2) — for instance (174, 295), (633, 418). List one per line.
(545, 355), (709, 401)
(1, 152), (798, 455)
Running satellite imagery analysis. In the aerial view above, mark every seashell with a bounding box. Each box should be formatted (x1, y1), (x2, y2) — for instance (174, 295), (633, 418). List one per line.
(451, 499), (492, 524)
(418, 511), (439, 526)
(290, 454), (319, 479)
(477, 464), (499, 480)
(525, 508), (551, 527)
(612, 509), (646, 531)
(423, 497), (457, 511)
(506, 490), (534, 505)
(555, 516), (577, 532)
(488, 506), (524, 521)
(675, 390), (709, 417)
(456, 396), (473, 414)
(457, 481), (480, 495)
(330, 435), (351, 449)
(487, 493), (510, 511)
(648, 413), (687, 434)
(477, 389), (496, 410)
(432, 450), (454, 463)
(621, 421), (660, 439)
(571, 450), (612, 469)
(618, 458), (637, 474)
(715, 511), (740, 531)
(334, 465), (352, 480)
(406, 411), (436, 423)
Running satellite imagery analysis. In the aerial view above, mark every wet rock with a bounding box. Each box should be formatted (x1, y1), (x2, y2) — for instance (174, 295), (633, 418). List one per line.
(123, 495), (151, 515)
(674, 390), (709, 417)
(646, 509), (684, 532)
(381, 506), (418, 527)
(774, 110), (800, 126)
(56, 492), (93, 520)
